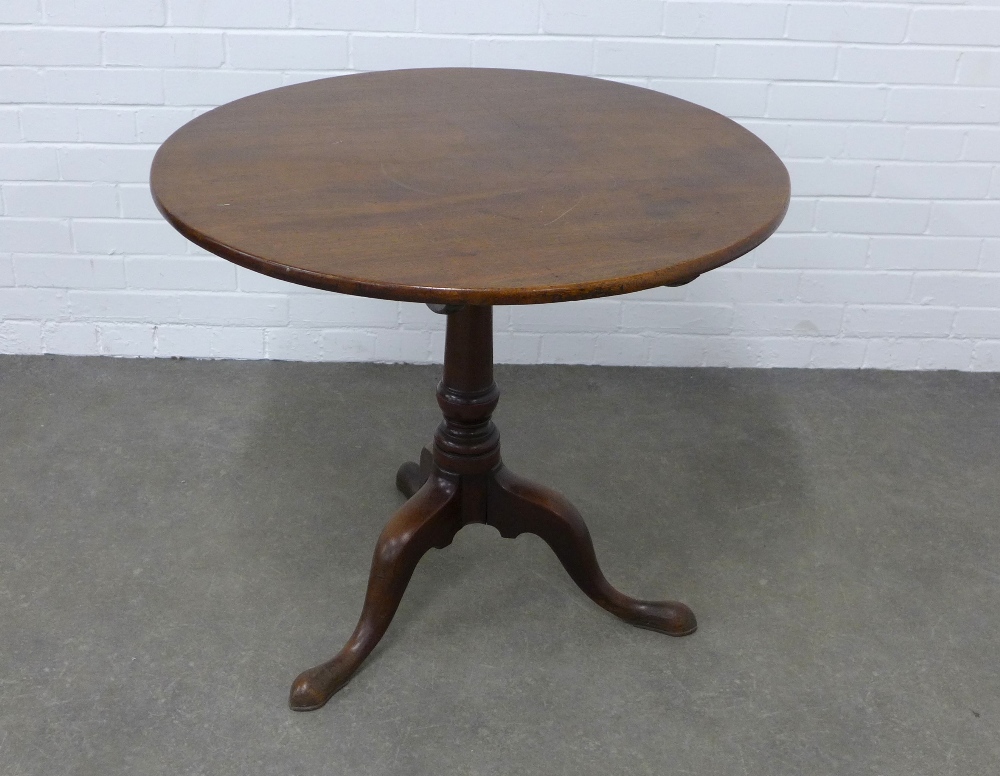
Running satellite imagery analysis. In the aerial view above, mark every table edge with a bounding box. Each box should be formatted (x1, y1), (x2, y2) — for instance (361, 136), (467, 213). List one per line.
(150, 181), (790, 306)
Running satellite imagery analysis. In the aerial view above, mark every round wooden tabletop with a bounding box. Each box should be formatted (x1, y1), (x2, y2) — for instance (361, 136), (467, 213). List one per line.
(151, 68), (789, 305)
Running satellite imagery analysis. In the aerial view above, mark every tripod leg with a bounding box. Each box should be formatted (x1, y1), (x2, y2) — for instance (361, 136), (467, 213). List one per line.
(395, 445), (434, 498)
(289, 473), (461, 710)
(488, 465), (696, 636)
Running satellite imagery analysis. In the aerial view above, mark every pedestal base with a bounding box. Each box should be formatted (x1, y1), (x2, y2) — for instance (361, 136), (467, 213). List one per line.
(288, 307), (696, 711)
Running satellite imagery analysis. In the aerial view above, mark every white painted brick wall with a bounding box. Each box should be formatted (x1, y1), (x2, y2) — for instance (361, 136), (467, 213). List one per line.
(1, 1), (999, 370)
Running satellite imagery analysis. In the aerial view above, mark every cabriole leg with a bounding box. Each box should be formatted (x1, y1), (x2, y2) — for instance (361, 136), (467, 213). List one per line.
(288, 474), (461, 711)
(487, 465), (696, 636)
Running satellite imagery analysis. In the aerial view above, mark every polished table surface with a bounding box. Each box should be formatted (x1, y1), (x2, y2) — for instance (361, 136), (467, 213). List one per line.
(151, 67), (788, 305)
(150, 68), (790, 712)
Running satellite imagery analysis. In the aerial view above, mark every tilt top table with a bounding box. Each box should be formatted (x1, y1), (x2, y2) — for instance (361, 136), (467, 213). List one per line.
(150, 68), (790, 711)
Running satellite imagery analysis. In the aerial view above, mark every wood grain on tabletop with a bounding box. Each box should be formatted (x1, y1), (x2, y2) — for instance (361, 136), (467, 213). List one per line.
(150, 68), (790, 305)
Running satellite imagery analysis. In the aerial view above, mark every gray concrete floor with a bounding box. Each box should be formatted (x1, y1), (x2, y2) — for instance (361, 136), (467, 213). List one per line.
(1, 356), (999, 775)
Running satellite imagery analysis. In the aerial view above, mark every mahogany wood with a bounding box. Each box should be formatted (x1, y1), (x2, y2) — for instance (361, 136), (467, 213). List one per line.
(149, 69), (790, 712)
(487, 467), (696, 636)
(289, 473), (463, 711)
(288, 306), (695, 711)
(151, 68), (789, 305)
(394, 445), (433, 499)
